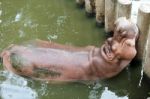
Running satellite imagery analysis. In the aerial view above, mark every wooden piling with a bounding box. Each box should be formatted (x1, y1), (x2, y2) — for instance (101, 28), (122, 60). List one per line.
(116, 0), (132, 19)
(95, 0), (105, 26)
(136, 4), (150, 60)
(105, 0), (116, 33)
(143, 26), (150, 77)
(85, 0), (95, 16)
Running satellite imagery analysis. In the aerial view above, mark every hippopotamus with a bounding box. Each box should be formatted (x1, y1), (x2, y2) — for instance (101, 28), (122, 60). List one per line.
(0, 17), (139, 81)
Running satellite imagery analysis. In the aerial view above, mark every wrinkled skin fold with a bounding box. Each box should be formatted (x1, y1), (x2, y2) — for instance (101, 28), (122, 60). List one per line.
(0, 17), (139, 81)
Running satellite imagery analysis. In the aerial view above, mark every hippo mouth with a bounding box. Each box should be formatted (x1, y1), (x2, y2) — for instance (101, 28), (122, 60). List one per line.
(101, 43), (115, 61)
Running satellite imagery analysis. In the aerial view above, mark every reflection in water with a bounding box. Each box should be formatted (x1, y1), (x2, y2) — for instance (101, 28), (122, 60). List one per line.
(18, 29), (25, 38)
(100, 87), (128, 99)
(37, 83), (48, 96)
(0, 71), (37, 99)
(89, 82), (129, 99)
(0, 84), (37, 99)
(88, 83), (102, 99)
(56, 16), (67, 26)
(14, 12), (22, 22)
(47, 34), (58, 41)
(138, 66), (144, 87)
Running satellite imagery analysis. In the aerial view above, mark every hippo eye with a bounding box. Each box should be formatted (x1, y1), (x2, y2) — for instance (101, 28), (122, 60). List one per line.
(126, 42), (131, 47)
(125, 40), (135, 47)
(119, 29), (122, 33)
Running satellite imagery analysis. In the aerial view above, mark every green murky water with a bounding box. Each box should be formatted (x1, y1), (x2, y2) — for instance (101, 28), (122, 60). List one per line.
(0, 0), (150, 99)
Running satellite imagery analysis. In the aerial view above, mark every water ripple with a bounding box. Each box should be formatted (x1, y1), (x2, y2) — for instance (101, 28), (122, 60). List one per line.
(56, 16), (67, 26)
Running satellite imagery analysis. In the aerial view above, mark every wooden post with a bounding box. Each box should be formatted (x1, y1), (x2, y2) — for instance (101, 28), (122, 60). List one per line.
(105, 0), (116, 33)
(76, 0), (85, 6)
(95, 0), (105, 26)
(143, 26), (150, 78)
(136, 4), (150, 60)
(116, 0), (132, 19)
(85, 0), (95, 16)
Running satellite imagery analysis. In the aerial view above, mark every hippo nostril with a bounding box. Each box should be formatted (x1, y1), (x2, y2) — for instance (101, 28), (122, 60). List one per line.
(107, 38), (113, 44)
(112, 45), (117, 52)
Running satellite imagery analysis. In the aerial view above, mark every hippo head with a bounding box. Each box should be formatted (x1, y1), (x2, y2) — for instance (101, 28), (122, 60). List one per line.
(113, 17), (139, 42)
(101, 17), (139, 63)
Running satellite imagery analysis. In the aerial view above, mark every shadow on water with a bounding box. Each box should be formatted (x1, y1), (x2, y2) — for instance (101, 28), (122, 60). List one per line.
(0, 0), (150, 99)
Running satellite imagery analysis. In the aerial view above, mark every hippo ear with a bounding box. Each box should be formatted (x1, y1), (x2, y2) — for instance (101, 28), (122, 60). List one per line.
(114, 18), (120, 26)
(114, 20), (118, 25)
(114, 17), (120, 25)
(115, 17), (124, 31)
(128, 18), (133, 23)
(116, 25), (121, 32)
(107, 37), (113, 44)
(115, 17), (127, 25)
(121, 17), (127, 21)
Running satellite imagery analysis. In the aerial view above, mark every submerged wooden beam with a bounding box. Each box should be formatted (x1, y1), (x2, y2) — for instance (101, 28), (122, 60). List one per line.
(116, 0), (132, 19)
(136, 4), (150, 60)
